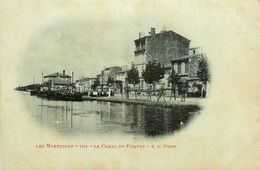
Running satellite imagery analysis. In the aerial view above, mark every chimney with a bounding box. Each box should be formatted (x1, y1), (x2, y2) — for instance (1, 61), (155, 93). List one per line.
(63, 70), (65, 76)
(150, 27), (155, 36)
(139, 32), (141, 38)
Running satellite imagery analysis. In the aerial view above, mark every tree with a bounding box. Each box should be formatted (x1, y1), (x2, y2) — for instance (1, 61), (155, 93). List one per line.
(127, 65), (140, 99)
(197, 56), (210, 97)
(115, 80), (123, 98)
(92, 79), (100, 91)
(106, 76), (115, 97)
(106, 76), (114, 86)
(115, 80), (123, 93)
(168, 69), (181, 101)
(142, 60), (165, 96)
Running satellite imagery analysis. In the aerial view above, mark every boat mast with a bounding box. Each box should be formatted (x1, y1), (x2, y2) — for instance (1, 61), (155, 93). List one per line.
(42, 72), (43, 91)
(72, 71), (74, 93)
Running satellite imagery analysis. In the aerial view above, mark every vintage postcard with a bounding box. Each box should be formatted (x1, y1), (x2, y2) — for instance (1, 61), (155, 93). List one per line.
(1, 0), (260, 169)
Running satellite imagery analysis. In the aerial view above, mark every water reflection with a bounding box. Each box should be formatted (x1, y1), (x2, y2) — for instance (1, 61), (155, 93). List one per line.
(19, 92), (200, 137)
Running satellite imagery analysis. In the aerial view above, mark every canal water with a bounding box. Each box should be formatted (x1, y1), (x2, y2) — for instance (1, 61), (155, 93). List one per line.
(18, 91), (200, 138)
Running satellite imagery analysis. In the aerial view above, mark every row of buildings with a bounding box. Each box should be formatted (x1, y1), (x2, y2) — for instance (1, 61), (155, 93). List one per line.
(43, 27), (207, 96)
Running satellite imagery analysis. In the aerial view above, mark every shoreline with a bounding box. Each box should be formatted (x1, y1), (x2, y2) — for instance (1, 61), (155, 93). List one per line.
(82, 95), (201, 109)
(17, 91), (202, 109)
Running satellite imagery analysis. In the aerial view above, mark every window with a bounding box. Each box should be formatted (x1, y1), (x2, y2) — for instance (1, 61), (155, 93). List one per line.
(178, 63), (181, 74)
(141, 41), (145, 49)
(135, 43), (140, 51)
(174, 63), (178, 72)
(185, 63), (189, 73)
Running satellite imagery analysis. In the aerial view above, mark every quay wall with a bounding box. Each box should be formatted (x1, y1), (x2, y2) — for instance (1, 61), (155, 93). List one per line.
(82, 96), (201, 110)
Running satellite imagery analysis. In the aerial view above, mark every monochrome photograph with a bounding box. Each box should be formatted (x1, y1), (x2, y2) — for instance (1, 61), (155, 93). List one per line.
(1, 0), (259, 169)
(15, 25), (210, 138)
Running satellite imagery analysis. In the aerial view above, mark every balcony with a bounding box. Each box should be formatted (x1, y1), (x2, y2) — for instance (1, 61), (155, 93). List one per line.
(134, 45), (146, 53)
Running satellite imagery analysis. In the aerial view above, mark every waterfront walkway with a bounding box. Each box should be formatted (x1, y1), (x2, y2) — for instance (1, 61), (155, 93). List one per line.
(83, 93), (203, 107)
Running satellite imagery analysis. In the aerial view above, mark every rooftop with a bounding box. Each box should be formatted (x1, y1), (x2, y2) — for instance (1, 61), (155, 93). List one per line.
(76, 77), (96, 82)
(134, 30), (191, 42)
(104, 66), (122, 70)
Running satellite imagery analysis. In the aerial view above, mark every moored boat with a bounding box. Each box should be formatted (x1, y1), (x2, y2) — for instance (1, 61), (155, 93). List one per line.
(61, 93), (83, 101)
(30, 90), (38, 96)
(36, 91), (48, 97)
(42, 91), (83, 101)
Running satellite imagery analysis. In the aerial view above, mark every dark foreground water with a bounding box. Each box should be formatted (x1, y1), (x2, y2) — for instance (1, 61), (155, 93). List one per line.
(18, 91), (200, 138)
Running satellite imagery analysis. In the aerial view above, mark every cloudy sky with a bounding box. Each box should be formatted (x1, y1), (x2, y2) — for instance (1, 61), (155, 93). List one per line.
(13, 0), (226, 86)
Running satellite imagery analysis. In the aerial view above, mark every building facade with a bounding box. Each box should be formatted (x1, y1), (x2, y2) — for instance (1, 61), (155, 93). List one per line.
(133, 27), (190, 90)
(75, 77), (96, 93)
(96, 66), (122, 91)
(115, 65), (130, 93)
(170, 48), (206, 96)
(43, 70), (71, 91)
(134, 27), (190, 65)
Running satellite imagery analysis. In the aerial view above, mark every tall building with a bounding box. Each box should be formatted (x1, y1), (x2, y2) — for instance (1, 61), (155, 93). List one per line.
(134, 27), (190, 65)
(133, 27), (190, 89)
